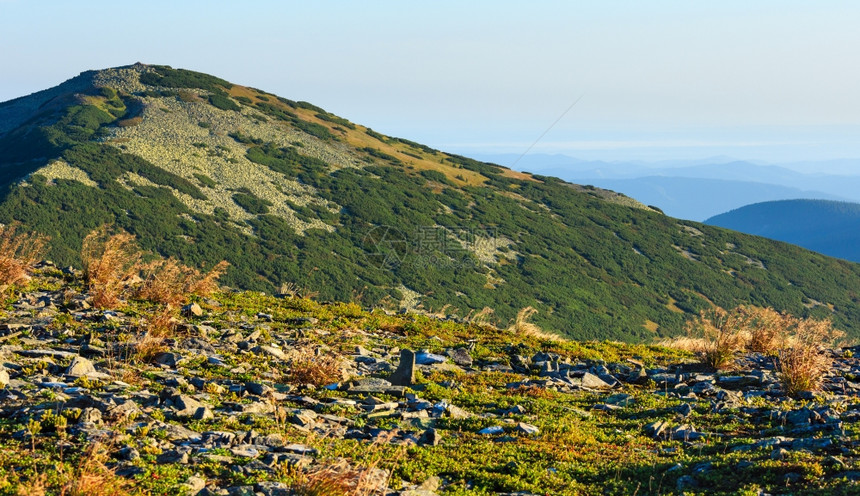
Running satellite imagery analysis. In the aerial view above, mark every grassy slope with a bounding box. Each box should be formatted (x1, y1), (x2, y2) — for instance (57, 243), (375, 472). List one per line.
(1, 271), (858, 495)
(0, 65), (859, 341)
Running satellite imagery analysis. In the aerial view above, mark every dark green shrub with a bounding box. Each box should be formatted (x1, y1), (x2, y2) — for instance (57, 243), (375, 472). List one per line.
(232, 190), (272, 214)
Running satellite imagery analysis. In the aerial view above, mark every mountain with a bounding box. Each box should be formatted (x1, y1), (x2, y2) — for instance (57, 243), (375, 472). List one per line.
(3, 64), (860, 340)
(472, 153), (860, 220)
(706, 199), (860, 263)
(566, 177), (844, 221)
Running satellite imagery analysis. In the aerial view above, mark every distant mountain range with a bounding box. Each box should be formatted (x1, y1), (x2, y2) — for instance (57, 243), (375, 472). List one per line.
(706, 199), (860, 263)
(471, 153), (860, 221)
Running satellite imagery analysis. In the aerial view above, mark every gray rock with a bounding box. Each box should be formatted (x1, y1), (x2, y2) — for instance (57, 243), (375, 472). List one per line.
(676, 475), (699, 490)
(416, 350), (447, 365)
(0, 367), (9, 388)
(257, 346), (286, 360)
(516, 422), (540, 435)
(182, 303), (204, 317)
(419, 428), (441, 446)
(645, 420), (669, 438)
(478, 426), (504, 435)
(154, 352), (182, 368)
(448, 348), (473, 367)
(785, 408), (811, 426)
(174, 395), (207, 417)
(579, 372), (613, 390)
(390, 349), (416, 386)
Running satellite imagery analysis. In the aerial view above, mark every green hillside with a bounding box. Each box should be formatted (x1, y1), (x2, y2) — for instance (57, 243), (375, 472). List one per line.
(1, 64), (860, 341)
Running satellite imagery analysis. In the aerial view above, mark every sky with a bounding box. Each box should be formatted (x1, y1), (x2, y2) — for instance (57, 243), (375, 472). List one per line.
(1, 0), (859, 164)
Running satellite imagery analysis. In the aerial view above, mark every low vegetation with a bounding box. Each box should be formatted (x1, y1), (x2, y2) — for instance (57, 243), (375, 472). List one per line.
(0, 222), (47, 289)
(683, 305), (844, 396)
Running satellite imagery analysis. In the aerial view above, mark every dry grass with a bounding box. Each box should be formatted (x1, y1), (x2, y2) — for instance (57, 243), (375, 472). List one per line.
(135, 258), (228, 306)
(777, 316), (843, 396)
(289, 348), (345, 386)
(685, 306), (748, 370)
(738, 305), (786, 353)
(291, 432), (400, 496)
(507, 306), (565, 342)
(60, 441), (132, 496)
(131, 305), (176, 363)
(81, 226), (142, 309)
(0, 222), (48, 288)
(679, 304), (843, 394)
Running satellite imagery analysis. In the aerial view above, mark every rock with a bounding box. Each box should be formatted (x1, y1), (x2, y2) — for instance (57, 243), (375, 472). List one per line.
(785, 408), (811, 426)
(478, 426), (504, 435)
(174, 394), (207, 417)
(676, 475), (699, 491)
(419, 428), (441, 446)
(0, 367), (9, 388)
(448, 348), (473, 367)
(416, 350), (446, 365)
(578, 372), (613, 390)
(516, 422), (540, 435)
(645, 420), (669, 438)
(676, 402), (694, 418)
(257, 346), (286, 360)
(182, 303), (204, 317)
(154, 352), (182, 368)
(390, 349), (416, 386)
(347, 378), (407, 397)
(183, 475), (207, 494)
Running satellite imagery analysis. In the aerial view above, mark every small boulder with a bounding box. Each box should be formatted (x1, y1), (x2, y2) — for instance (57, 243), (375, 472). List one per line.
(65, 356), (96, 377)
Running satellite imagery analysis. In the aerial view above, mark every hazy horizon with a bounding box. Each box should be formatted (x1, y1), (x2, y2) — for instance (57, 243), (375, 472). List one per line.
(2, 1), (859, 166)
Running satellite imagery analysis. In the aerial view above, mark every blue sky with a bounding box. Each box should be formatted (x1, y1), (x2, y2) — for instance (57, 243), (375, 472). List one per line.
(1, 0), (859, 163)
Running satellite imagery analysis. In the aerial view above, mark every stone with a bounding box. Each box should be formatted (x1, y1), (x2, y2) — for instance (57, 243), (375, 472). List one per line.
(416, 350), (447, 365)
(389, 349), (416, 386)
(676, 475), (699, 491)
(516, 422), (540, 435)
(257, 346), (286, 360)
(0, 367), (9, 388)
(174, 395), (206, 417)
(419, 428), (441, 446)
(478, 426), (504, 435)
(182, 303), (204, 317)
(676, 402), (694, 418)
(785, 408), (811, 426)
(579, 372), (613, 390)
(154, 352), (182, 368)
(183, 476), (207, 494)
(645, 420), (669, 438)
(448, 348), (473, 367)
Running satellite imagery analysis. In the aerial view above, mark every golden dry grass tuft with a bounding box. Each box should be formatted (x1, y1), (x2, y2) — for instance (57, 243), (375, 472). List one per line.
(685, 306), (750, 370)
(81, 226), (142, 309)
(291, 432), (400, 496)
(0, 222), (48, 288)
(135, 259), (229, 307)
(289, 348), (345, 387)
(507, 306), (565, 342)
(60, 441), (132, 496)
(132, 305), (176, 363)
(777, 316), (843, 396)
(679, 304), (844, 395)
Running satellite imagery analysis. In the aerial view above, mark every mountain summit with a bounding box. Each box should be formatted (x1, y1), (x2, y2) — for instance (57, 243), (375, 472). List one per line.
(2, 64), (859, 340)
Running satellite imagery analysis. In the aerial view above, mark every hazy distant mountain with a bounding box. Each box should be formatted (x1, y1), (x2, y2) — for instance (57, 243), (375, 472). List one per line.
(471, 153), (860, 220)
(565, 177), (844, 221)
(4, 64), (860, 339)
(706, 199), (860, 263)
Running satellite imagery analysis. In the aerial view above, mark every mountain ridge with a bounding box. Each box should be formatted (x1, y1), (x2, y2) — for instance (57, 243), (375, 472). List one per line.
(2, 64), (860, 340)
(706, 199), (860, 263)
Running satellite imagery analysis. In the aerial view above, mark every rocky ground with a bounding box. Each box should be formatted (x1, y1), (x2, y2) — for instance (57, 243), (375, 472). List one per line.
(2, 266), (860, 495)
